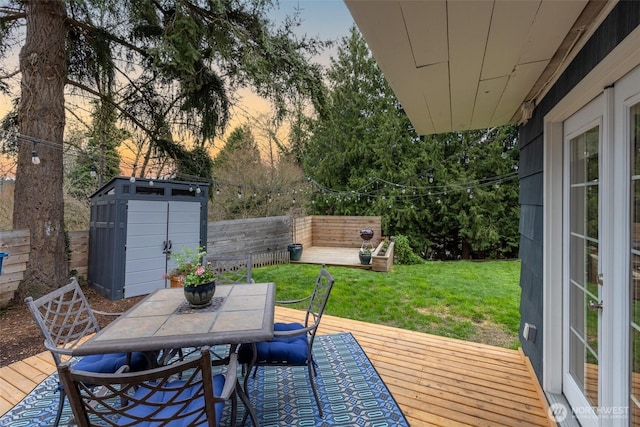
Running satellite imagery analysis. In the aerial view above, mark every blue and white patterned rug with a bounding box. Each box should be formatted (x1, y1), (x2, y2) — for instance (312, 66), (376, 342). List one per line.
(0, 333), (409, 426)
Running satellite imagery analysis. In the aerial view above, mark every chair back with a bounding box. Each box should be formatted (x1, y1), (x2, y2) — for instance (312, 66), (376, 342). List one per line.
(25, 278), (101, 366)
(203, 254), (253, 284)
(58, 347), (236, 427)
(304, 266), (335, 342)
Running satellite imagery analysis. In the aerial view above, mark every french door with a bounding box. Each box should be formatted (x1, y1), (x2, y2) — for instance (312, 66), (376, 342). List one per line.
(563, 65), (640, 426)
(564, 94), (604, 427)
(623, 67), (640, 425)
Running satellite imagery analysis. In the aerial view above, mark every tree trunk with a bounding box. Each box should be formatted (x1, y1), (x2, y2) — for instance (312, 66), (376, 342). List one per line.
(461, 240), (472, 260)
(13, 0), (68, 299)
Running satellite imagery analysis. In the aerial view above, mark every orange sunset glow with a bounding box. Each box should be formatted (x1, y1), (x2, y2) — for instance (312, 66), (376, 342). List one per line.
(0, 1), (354, 180)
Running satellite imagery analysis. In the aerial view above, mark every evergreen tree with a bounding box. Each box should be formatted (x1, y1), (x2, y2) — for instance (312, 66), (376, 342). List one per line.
(304, 26), (519, 259)
(0, 0), (328, 296)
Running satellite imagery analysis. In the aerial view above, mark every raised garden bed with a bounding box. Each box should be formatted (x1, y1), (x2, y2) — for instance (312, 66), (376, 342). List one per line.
(372, 240), (394, 272)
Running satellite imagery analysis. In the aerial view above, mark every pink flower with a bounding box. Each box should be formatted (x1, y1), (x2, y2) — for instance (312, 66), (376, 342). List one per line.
(196, 266), (205, 276)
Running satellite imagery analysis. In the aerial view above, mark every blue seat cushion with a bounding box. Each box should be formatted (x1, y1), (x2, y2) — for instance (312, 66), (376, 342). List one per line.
(58, 352), (150, 392)
(73, 351), (149, 373)
(118, 374), (226, 426)
(254, 322), (309, 365)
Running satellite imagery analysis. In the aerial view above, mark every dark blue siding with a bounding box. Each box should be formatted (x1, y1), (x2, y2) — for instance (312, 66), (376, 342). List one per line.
(518, 0), (640, 383)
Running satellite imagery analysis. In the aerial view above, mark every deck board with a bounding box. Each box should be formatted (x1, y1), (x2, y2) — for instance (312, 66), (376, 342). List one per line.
(0, 307), (554, 426)
(293, 246), (373, 269)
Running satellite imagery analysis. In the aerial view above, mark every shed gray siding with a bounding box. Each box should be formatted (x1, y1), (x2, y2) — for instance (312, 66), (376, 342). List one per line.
(518, 0), (640, 382)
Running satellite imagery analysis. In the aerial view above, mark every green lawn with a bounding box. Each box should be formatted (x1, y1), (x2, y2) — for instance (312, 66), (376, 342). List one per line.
(253, 260), (522, 349)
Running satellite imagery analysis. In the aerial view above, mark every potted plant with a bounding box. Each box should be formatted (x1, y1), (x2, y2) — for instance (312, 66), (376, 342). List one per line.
(166, 246), (201, 287)
(359, 247), (372, 265)
(288, 213), (303, 261)
(182, 261), (217, 307)
(167, 246), (217, 307)
(359, 228), (374, 265)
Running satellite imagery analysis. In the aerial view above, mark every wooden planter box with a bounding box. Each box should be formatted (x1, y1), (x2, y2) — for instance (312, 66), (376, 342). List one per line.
(372, 241), (394, 272)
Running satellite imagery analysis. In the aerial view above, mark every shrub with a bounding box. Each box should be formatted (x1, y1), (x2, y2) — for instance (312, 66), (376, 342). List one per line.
(393, 235), (424, 265)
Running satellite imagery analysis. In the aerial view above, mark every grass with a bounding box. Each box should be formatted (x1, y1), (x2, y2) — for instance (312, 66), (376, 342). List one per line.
(252, 260), (522, 349)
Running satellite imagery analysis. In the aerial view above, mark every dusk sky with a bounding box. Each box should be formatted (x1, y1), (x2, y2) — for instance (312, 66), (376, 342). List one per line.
(0, 1), (356, 177)
(231, 0), (355, 129)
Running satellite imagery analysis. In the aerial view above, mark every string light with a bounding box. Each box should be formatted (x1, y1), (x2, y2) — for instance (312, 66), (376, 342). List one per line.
(31, 140), (40, 165)
(4, 130), (519, 210)
(31, 150), (40, 165)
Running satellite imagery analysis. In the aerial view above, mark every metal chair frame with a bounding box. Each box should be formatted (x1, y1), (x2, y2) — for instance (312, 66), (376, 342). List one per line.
(246, 265), (335, 417)
(24, 278), (152, 427)
(58, 346), (238, 427)
(203, 255), (254, 284)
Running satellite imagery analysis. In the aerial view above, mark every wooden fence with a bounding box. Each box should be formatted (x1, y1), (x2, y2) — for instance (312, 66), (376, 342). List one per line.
(207, 216), (291, 257)
(0, 215), (381, 307)
(303, 215), (382, 248)
(0, 229), (29, 307)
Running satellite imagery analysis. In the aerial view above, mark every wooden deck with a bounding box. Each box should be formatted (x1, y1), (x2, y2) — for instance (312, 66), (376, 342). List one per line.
(0, 306), (554, 426)
(294, 246), (373, 269)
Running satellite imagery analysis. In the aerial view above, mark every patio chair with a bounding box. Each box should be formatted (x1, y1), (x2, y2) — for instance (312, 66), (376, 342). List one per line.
(58, 345), (239, 427)
(240, 265), (335, 417)
(203, 254), (254, 284)
(25, 277), (151, 427)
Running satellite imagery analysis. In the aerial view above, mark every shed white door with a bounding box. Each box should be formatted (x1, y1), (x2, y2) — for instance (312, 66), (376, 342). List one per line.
(125, 200), (201, 298)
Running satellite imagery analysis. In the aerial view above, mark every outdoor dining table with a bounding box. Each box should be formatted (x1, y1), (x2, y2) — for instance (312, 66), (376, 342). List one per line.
(72, 282), (276, 427)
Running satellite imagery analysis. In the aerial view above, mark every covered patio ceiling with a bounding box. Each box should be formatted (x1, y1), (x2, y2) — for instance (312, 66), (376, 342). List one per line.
(344, 0), (610, 135)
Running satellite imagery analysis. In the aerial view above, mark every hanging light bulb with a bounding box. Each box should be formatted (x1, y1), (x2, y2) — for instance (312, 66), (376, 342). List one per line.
(216, 187), (220, 195)
(196, 186), (201, 194)
(149, 180), (154, 186)
(189, 185), (194, 192)
(31, 150), (40, 165)
(428, 175), (434, 184)
(129, 176), (136, 183)
(90, 165), (97, 178)
(237, 187), (242, 199)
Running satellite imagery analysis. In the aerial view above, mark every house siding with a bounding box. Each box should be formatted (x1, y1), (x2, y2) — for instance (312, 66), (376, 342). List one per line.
(518, 0), (640, 383)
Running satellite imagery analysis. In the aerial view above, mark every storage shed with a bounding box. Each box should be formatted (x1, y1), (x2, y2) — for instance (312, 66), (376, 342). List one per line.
(88, 177), (209, 300)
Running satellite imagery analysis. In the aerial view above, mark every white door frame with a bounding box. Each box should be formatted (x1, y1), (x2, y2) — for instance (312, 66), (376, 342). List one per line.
(561, 93), (605, 427)
(543, 26), (640, 426)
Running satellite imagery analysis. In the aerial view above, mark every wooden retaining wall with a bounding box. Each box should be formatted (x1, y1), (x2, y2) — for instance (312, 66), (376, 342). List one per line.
(308, 215), (382, 248)
(372, 241), (394, 273)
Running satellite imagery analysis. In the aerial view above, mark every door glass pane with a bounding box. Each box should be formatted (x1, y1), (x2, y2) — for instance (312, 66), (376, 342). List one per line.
(629, 102), (640, 425)
(569, 126), (600, 409)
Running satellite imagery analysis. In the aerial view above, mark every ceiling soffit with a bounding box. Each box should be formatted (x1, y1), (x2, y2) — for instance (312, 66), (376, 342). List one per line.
(345, 0), (598, 135)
